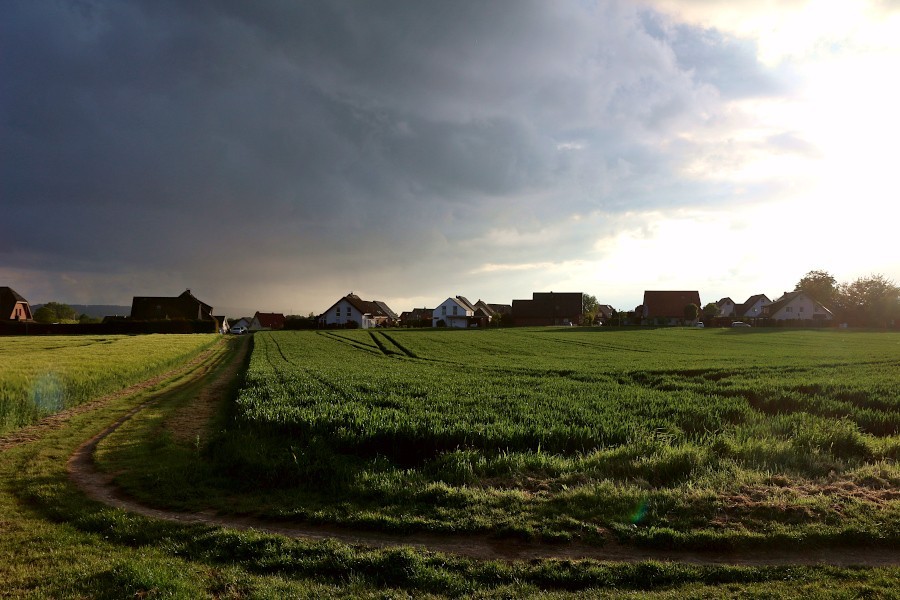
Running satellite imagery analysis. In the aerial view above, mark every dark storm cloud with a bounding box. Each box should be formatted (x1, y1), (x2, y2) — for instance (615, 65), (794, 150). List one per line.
(0, 0), (790, 308)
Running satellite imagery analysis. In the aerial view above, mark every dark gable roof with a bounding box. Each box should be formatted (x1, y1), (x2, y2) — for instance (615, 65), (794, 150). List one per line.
(745, 294), (770, 305)
(341, 294), (394, 319)
(597, 304), (615, 319)
(1, 286), (32, 320)
(716, 297), (734, 307)
(735, 294), (771, 318)
(254, 312), (286, 329)
(474, 300), (497, 317)
(131, 289), (214, 321)
(763, 291), (798, 317)
(764, 291), (833, 318)
(373, 301), (398, 320)
(454, 296), (477, 313)
(641, 291), (702, 318)
(487, 303), (512, 315)
(405, 307), (433, 320)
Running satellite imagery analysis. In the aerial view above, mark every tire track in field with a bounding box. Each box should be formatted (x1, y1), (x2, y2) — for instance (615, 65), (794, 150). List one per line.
(65, 341), (900, 568)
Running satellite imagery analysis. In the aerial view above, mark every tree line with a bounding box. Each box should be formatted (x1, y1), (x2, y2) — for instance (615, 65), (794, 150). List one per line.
(32, 302), (100, 324)
(794, 270), (899, 327)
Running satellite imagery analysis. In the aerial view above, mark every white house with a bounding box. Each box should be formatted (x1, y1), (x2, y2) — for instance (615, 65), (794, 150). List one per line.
(716, 297), (736, 317)
(319, 293), (395, 329)
(764, 291), (834, 321)
(433, 296), (478, 328)
(735, 294), (771, 320)
(231, 317), (252, 331)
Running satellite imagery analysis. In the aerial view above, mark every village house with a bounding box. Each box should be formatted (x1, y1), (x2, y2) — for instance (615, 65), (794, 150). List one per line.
(399, 307), (433, 327)
(640, 290), (702, 325)
(734, 294), (771, 321)
(129, 289), (220, 332)
(512, 292), (584, 326)
(716, 297), (736, 317)
(763, 291), (834, 321)
(130, 289), (215, 322)
(596, 304), (616, 322)
(230, 316), (252, 331)
(319, 293), (396, 329)
(0, 287), (33, 321)
(249, 312), (286, 331)
(433, 296), (477, 328)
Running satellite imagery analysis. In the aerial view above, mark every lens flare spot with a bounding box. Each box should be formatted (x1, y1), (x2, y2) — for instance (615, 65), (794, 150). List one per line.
(30, 372), (65, 415)
(630, 499), (649, 524)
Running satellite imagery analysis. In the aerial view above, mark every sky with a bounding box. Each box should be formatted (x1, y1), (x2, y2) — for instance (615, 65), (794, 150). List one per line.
(3, 0), (899, 317)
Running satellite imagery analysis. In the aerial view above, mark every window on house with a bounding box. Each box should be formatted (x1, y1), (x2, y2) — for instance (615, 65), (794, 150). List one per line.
(452, 306), (458, 316)
(786, 307), (792, 312)
(799, 307), (804, 313)
(441, 306), (446, 316)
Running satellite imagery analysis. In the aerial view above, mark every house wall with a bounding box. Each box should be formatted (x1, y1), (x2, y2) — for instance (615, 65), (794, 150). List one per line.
(770, 296), (833, 320)
(248, 317), (268, 331)
(322, 299), (361, 327)
(432, 298), (472, 327)
(719, 301), (735, 317)
(11, 303), (29, 320)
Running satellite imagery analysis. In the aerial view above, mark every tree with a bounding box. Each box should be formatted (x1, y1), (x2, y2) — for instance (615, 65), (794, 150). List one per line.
(795, 270), (838, 305)
(582, 294), (600, 326)
(701, 302), (719, 319)
(683, 303), (699, 323)
(837, 274), (900, 327)
(33, 302), (77, 323)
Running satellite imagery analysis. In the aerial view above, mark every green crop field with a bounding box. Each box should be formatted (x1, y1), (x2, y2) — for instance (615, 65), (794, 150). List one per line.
(4, 329), (898, 597)
(0, 334), (218, 435)
(156, 327), (900, 547)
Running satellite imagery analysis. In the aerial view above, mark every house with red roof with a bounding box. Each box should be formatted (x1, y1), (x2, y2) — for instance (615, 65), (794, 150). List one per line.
(250, 312), (286, 331)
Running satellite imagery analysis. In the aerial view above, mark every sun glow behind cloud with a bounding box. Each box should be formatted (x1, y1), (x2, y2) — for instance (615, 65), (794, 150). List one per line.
(588, 0), (900, 307)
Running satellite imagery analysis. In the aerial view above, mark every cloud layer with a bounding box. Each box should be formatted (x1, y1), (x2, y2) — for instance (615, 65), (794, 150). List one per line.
(2, 1), (801, 313)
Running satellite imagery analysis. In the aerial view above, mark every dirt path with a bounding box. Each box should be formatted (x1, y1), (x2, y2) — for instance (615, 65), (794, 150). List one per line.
(60, 339), (900, 567)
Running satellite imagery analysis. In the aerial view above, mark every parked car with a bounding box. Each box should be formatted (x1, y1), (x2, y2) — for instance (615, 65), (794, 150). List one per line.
(731, 321), (751, 328)
(695, 322), (705, 328)
(229, 325), (248, 334)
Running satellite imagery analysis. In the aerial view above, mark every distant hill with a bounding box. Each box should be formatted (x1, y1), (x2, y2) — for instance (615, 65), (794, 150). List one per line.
(31, 304), (132, 319)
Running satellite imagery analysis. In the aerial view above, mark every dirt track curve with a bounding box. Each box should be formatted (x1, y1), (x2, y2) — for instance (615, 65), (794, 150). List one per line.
(54, 337), (900, 567)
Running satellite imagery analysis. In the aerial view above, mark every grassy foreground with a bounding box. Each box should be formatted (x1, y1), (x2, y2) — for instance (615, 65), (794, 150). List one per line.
(0, 336), (896, 597)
